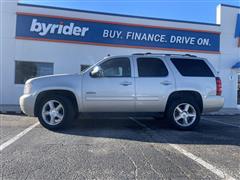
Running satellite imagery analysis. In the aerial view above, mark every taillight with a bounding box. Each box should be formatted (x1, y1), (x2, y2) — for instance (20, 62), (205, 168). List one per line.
(216, 77), (222, 96)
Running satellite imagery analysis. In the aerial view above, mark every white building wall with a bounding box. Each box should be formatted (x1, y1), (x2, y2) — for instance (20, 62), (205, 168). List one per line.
(1, 1), (240, 110)
(0, 0), (17, 108)
(218, 5), (240, 107)
(13, 4), (220, 104)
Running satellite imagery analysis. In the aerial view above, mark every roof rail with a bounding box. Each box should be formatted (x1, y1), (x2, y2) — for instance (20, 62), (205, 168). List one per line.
(132, 53), (146, 55)
(132, 52), (197, 57)
(184, 54), (197, 57)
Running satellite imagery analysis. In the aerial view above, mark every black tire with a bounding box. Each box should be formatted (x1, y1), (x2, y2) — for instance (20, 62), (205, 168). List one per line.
(36, 95), (75, 130)
(166, 98), (200, 130)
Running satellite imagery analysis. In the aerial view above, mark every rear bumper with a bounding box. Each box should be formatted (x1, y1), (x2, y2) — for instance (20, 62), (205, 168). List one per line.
(202, 96), (224, 113)
(19, 94), (36, 116)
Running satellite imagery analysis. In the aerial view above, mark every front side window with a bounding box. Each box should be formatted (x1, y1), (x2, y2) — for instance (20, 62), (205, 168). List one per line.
(100, 57), (131, 77)
(15, 61), (53, 84)
(81, 64), (91, 72)
(137, 57), (168, 77)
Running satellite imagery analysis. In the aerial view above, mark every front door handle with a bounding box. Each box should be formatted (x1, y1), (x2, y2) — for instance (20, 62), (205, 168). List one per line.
(86, 92), (96, 94)
(160, 81), (172, 86)
(120, 81), (132, 86)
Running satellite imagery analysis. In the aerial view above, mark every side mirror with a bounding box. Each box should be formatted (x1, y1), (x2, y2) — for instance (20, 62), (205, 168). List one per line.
(90, 66), (103, 78)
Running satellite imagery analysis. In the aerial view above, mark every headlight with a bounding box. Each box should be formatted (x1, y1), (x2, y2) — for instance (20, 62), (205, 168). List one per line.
(24, 83), (32, 94)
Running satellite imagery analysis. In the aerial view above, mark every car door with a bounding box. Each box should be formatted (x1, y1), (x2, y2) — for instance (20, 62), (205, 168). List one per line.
(134, 56), (175, 112)
(82, 56), (135, 112)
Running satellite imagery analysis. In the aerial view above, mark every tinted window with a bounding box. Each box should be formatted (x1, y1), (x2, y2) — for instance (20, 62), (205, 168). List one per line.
(100, 57), (131, 77)
(171, 58), (214, 77)
(137, 58), (168, 77)
(15, 61), (53, 84)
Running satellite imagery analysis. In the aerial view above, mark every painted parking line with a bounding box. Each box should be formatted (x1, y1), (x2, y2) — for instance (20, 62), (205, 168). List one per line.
(204, 118), (240, 128)
(0, 122), (40, 151)
(128, 117), (236, 180)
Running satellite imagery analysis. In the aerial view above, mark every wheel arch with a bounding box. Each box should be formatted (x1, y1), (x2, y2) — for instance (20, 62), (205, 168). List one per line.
(34, 90), (79, 116)
(166, 90), (203, 113)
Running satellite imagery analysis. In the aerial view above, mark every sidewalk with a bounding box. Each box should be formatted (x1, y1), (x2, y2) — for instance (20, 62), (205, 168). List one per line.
(0, 105), (21, 114)
(204, 108), (240, 116)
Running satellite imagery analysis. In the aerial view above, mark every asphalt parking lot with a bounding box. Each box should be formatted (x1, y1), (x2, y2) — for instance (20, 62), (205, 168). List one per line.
(0, 114), (239, 180)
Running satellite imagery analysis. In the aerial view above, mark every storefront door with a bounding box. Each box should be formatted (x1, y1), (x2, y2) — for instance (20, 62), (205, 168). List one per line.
(238, 74), (240, 108)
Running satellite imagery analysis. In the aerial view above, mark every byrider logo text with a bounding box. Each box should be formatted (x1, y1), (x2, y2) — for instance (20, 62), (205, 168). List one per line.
(30, 19), (89, 37)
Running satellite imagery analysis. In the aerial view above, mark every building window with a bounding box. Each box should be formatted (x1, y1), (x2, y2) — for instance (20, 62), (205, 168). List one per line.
(15, 61), (53, 84)
(81, 64), (91, 72)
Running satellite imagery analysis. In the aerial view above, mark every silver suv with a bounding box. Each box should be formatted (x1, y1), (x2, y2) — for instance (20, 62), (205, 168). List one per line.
(20, 53), (224, 130)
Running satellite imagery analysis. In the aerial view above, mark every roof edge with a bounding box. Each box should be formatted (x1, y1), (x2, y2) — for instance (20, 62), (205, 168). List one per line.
(221, 4), (240, 9)
(232, 62), (240, 69)
(17, 2), (220, 27)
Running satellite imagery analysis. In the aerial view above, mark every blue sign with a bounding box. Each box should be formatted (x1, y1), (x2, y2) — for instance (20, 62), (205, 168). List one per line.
(16, 13), (220, 53)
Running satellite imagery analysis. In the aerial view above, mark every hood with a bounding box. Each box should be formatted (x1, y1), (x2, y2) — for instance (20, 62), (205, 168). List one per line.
(25, 73), (82, 94)
(26, 74), (81, 84)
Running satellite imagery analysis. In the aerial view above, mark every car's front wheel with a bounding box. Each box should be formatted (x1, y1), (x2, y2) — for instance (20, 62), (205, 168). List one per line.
(36, 95), (74, 130)
(166, 98), (200, 130)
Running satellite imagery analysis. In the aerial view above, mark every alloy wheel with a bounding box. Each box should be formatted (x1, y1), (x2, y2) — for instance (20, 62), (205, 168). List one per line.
(41, 100), (65, 125)
(173, 103), (196, 127)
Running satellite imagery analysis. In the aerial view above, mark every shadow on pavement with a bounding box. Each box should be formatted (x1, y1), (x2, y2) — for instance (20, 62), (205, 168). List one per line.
(55, 115), (240, 146)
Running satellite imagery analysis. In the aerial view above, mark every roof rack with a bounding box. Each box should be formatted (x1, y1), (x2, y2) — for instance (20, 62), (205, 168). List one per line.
(132, 52), (197, 57)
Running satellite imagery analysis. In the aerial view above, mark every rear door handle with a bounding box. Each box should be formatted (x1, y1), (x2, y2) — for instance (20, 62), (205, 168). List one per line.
(160, 81), (172, 86)
(120, 81), (132, 86)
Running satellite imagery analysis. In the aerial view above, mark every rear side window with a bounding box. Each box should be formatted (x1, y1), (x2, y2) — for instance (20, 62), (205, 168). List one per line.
(171, 58), (214, 77)
(137, 58), (168, 77)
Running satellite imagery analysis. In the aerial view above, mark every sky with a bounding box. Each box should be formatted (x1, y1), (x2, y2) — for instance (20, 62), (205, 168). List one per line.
(19, 0), (240, 24)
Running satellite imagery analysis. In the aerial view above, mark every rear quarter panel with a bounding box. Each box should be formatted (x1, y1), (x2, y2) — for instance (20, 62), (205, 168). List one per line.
(166, 57), (218, 105)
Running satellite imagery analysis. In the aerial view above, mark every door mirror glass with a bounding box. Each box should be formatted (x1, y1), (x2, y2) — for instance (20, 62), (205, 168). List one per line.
(90, 66), (103, 78)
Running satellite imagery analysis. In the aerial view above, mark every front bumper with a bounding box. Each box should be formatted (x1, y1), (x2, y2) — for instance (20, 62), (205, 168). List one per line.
(19, 94), (36, 116)
(203, 96), (224, 113)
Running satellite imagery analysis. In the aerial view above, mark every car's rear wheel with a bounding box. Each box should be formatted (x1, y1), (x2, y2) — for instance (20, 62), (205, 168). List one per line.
(166, 98), (200, 130)
(37, 95), (74, 130)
